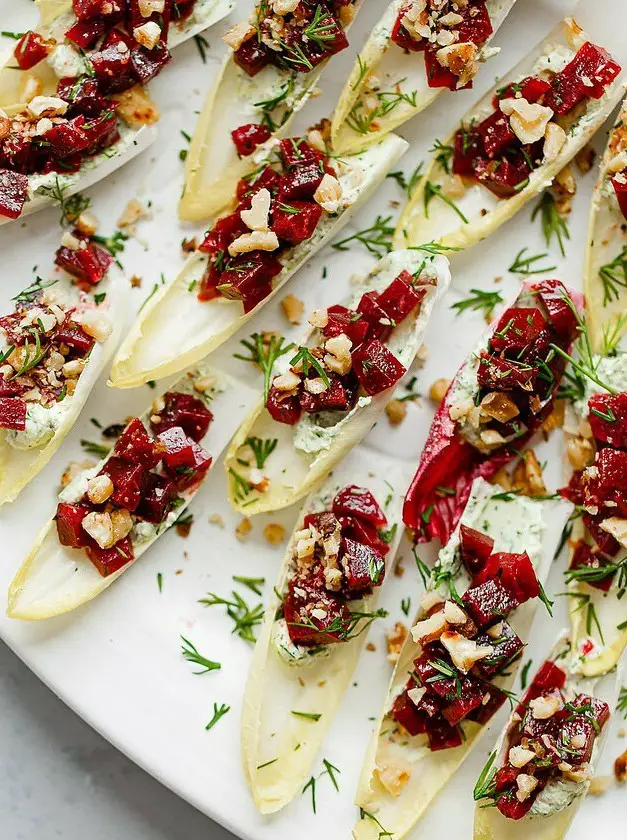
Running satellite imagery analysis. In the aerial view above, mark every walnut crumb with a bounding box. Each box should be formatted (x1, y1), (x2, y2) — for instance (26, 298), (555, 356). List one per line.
(130, 274), (142, 288)
(280, 294), (304, 325)
(575, 144), (596, 174)
(429, 378), (451, 404)
(589, 775), (613, 796)
(118, 198), (150, 232)
(175, 520), (193, 539)
(615, 749), (627, 782)
(181, 237), (197, 253)
(386, 622), (408, 664)
(366, 642), (376, 652)
(386, 398), (407, 425)
(263, 522), (286, 545)
(236, 517), (252, 541)
(394, 556), (405, 577)
(209, 513), (225, 528)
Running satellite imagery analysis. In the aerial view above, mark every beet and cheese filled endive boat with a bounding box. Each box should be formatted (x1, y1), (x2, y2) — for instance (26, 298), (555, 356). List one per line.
(0, 0), (234, 223)
(241, 445), (411, 813)
(559, 350), (627, 677)
(109, 130), (408, 389)
(403, 278), (582, 545)
(473, 632), (619, 839)
(353, 477), (571, 840)
(7, 365), (257, 619)
(583, 93), (627, 352)
(0, 222), (128, 506)
(330, 0), (516, 156)
(224, 247), (450, 516)
(178, 0), (363, 222)
(393, 17), (625, 252)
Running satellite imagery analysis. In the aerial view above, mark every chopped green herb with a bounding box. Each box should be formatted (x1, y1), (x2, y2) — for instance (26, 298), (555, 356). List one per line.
(180, 636), (221, 675)
(205, 702), (230, 730)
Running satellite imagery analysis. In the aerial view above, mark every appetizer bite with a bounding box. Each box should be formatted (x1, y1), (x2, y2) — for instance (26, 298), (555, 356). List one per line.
(354, 478), (571, 840)
(331, 0), (515, 155)
(560, 348), (627, 677)
(393, 18), (624, 251)
(0, 221), (127, 505)
(179, 0), (362, 221)
(224, 247), (450, 515)
(473, 633), (618, 839)
(584, 94), (627, 352)
(241, 446), (409, 813)
(109, 130), (408, 388)
(7, 365), (257, 619)
(0, 0), (234, 222)
(403, 278), (581, 544)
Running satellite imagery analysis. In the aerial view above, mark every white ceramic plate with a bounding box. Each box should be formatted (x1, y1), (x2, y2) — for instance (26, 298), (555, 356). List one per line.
(0, 1), (624, 839)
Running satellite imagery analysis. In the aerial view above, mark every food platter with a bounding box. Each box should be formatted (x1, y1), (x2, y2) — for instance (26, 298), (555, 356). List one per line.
(0, 1), (624, 839)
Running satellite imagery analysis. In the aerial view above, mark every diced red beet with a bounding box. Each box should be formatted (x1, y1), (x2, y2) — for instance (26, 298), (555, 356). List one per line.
(441, 677), (487, 726)
(474, 156), (530, 197)
(588, 391), (627, 448)
(130, 44), (172, 85)
(150, 392), (213, 442)
(157, 426), (196, 469)
(341, 536), (385, 593)
(472, 622), (524, 679)
(292, 9), (348, 69)
(376, 272), (425, 324)
(231, 123), (271, 157)
(0, 396), (26, 430)
(544, 41), (621, 115)
(91, 32), (136, 93)
(43, 117), (90, 158)
(494, 75), (551, 105)
(65, 19), (106, 49)
(266, 386), (302, 425)
(0, 373), (30, 397)
(128, 0), (172, 37)
(322, 305), (369, 346)
(424, 47), (463, 91)
(199, 212), (247, 253)
(0, 169), (29, 219)
(477, 110), (516, 159)
(197, 261), (220, 302)
(582, 511), (621, 557)
(611, 171), (627, 221)
(338, 515), (390, 556)
(519, 660), (567, 710)
(81, 110), (120, 153)
(279, 137), (325, 169)
(586, 447), (627, 503)
(467, 685), (508, 724)
(278, 161), (325, 200)
(462, 578), (519, 628)
(456, 1), (493, 44)
(352, 339), (406, 396)
(490, 307), (547, 354)
(452, 127), (483, 177)
(494, 764), (521, 792)
(56, 502), (91, 548)
(459, 525), (494, 576)
(233, 36), (271, 77)
(570, 541), (616, 592)
(101, 457), (147, 511)
(475, 550), (540, 603)
(236, 166), (281, 204)
(218, 251), (282, 312)
(166, 441), (212, 490)
(531, 278), (579, 340)
(57, 77), (109, 118)
(299, 374), (357, 414)
(54, 239), (113, 287)
(136, 473), (177, 523)
(573, 692), (610, 729)
(1, 132), (34, 173)
(272, 199), (322, 244)
(357, 292), (393, 342)
(425, 714), (463, 750)
(86, 534), (134, 577)
(476, 352), (538, 392)
(496, 789), (534, 820)
(391, 692), (428, 736)
(13, 31), (52, 70)
(73, 0), (124, 20)
(520, 687), (564, 740)
(332, 485), (387, 527)
(54, 316), (94, 355)
(114, 418), (164, 468)
(283, 576), (350, 646)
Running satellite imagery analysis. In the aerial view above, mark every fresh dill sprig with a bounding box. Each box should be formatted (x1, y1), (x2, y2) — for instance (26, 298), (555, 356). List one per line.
(532, 192), (570, 256)
(232, 575), (265, 597)
(12, 276), (58, 304)
(180, 636), (221, 675)
(205, 702), (230, 730)
(290, 345), (330, 387)
(424, 180), (468, 224)
(80, 439), (111, 457)
(430, 138), (454, 174)
(244, 436), (278, 469)
(234, 332), (295, 401)
(38, 177), (90, 227)
(199, 590), (264, 644)
(509, 247), (557, 275)
(331, 214), (395, 258)
(618, 685), (627, 718)
(598, 244), (627, 305)
(473, 751), (498, 802)
(451, 288), (504, 319)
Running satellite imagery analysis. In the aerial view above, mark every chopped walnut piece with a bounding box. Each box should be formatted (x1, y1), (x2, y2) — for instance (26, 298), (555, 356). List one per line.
(280, 294), (304, 325)
(589, 775), (613, 796)
(499, 97), (554, 145)
(176, 518), (193, 538)
(223, 21), (255, 51)
(490, 466), (513, 491)
(236, 517), (252, 541)
(314, 173), (343, 213)
(366, 642), (376, 652)
(87, 474), (114, 505)
(130, 274), (142, 288)
(436, 42), (478, 78)
(263, 522), (286, 545)
(512, 450), (546, 497)
(615, 749), (627, 782)
(82, 511), (114, 549)
(118, 198), (150, 231)
(375, 763), (411, 796)
(228, 230), (279, 256)
(111, 508), (133, 543)
(209, 513), (225, 528)
(542, 399), (565, 434)
(386, 622), (408, 664)
(133, 21), (161, 50)
(429, 377), (450, 404)
(113, 85), (159, 128)
(575, 144), (596, 174)
(181, 237), (197, 253)
(386, 398), (407, 425)
(480, 391), (520, 423)
(566, 436), (595, 471)
(75, 211), (99, 237)
(552, 163), (577, 215)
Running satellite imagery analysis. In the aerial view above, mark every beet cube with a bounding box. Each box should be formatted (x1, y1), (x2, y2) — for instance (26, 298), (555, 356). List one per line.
(233, 37), (271, 77)
(496, 788), (534, 820)
(81, 110), (120, 153)
(54, 239), (113, 287)
(199, 212), (247, 253)
(278, 161), (325, 200)
(477, 110), (516, 159)
(167, 441), (212, 490)
(231, 123), (271, 157)
(391, 11), (423, 51)
(474, 157), (530, 198)
(332, 485), (387, 527)
(236, 166), (280, 205)
(472, 622), (524, 679)
(152, 392), (213, 442)
(0, 169), (29, 220)
(490, 307), (547, 355)
(582, 511), (621, 557)
(279, 137), (324, 169)
(441, 677), (487, 726)
(341, 536), (385, 593)
(272, 199), (322, 244)
(73, 0), (124, 19)
(462, 578), (519, 628)
(530, 278), (579, 341)
(588, 448), (627, 500)
(494, 75), (551, 105)
(57, 77), (109, 118)
(338, 515), (389, 556)
(101, 457), (147, 511)
(611, 171), (627, 221)
(391, 691), (428, 736)
(459, 525), (494, 576)
(158, 426), (196, 469)
(283, 577), (350, 646)
(544, 41), (621, 115)
(352, 338), (406, 396)
(425, 713), (463, 750)
(376, 272), (425, 325)
(130, 44), (172, 85)
(424, 47), (461, 91)
(520, 688), (564, 740)
(65, 19), (106, 49)
(56, 502), (91, 547)
(220, 252), (282, 313)
(86, 535), (134, 577)
(452, 127), (482, 177)
(467, 685), (508, 724)
(43, 117), (90, 158)
(115, 417), (163, 468)
(558, 716), (596, 765)
(91, 33), (136, 93)
(136, 473), (177, 523)
(475, 551), (540, 603)
(522, 659), (567, 704)
(356, 292), (393, 341)
(477, 352), (538, 392)
(322, 305), (369, 346)
(0, 396), (26, 430)
(570, 541), (616, 592)
(14, 31), (52, 70)
(588, 391), (627, 448)
(299, 374), (357, 414)
(572, 692), (610, 729)
(197, 261), (220, 302)
(54, 316), (94, 354)
(266, 386), (302, 425)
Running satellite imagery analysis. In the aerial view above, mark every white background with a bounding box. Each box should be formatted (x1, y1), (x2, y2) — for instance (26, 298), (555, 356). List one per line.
(0, 0), (625, 838)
